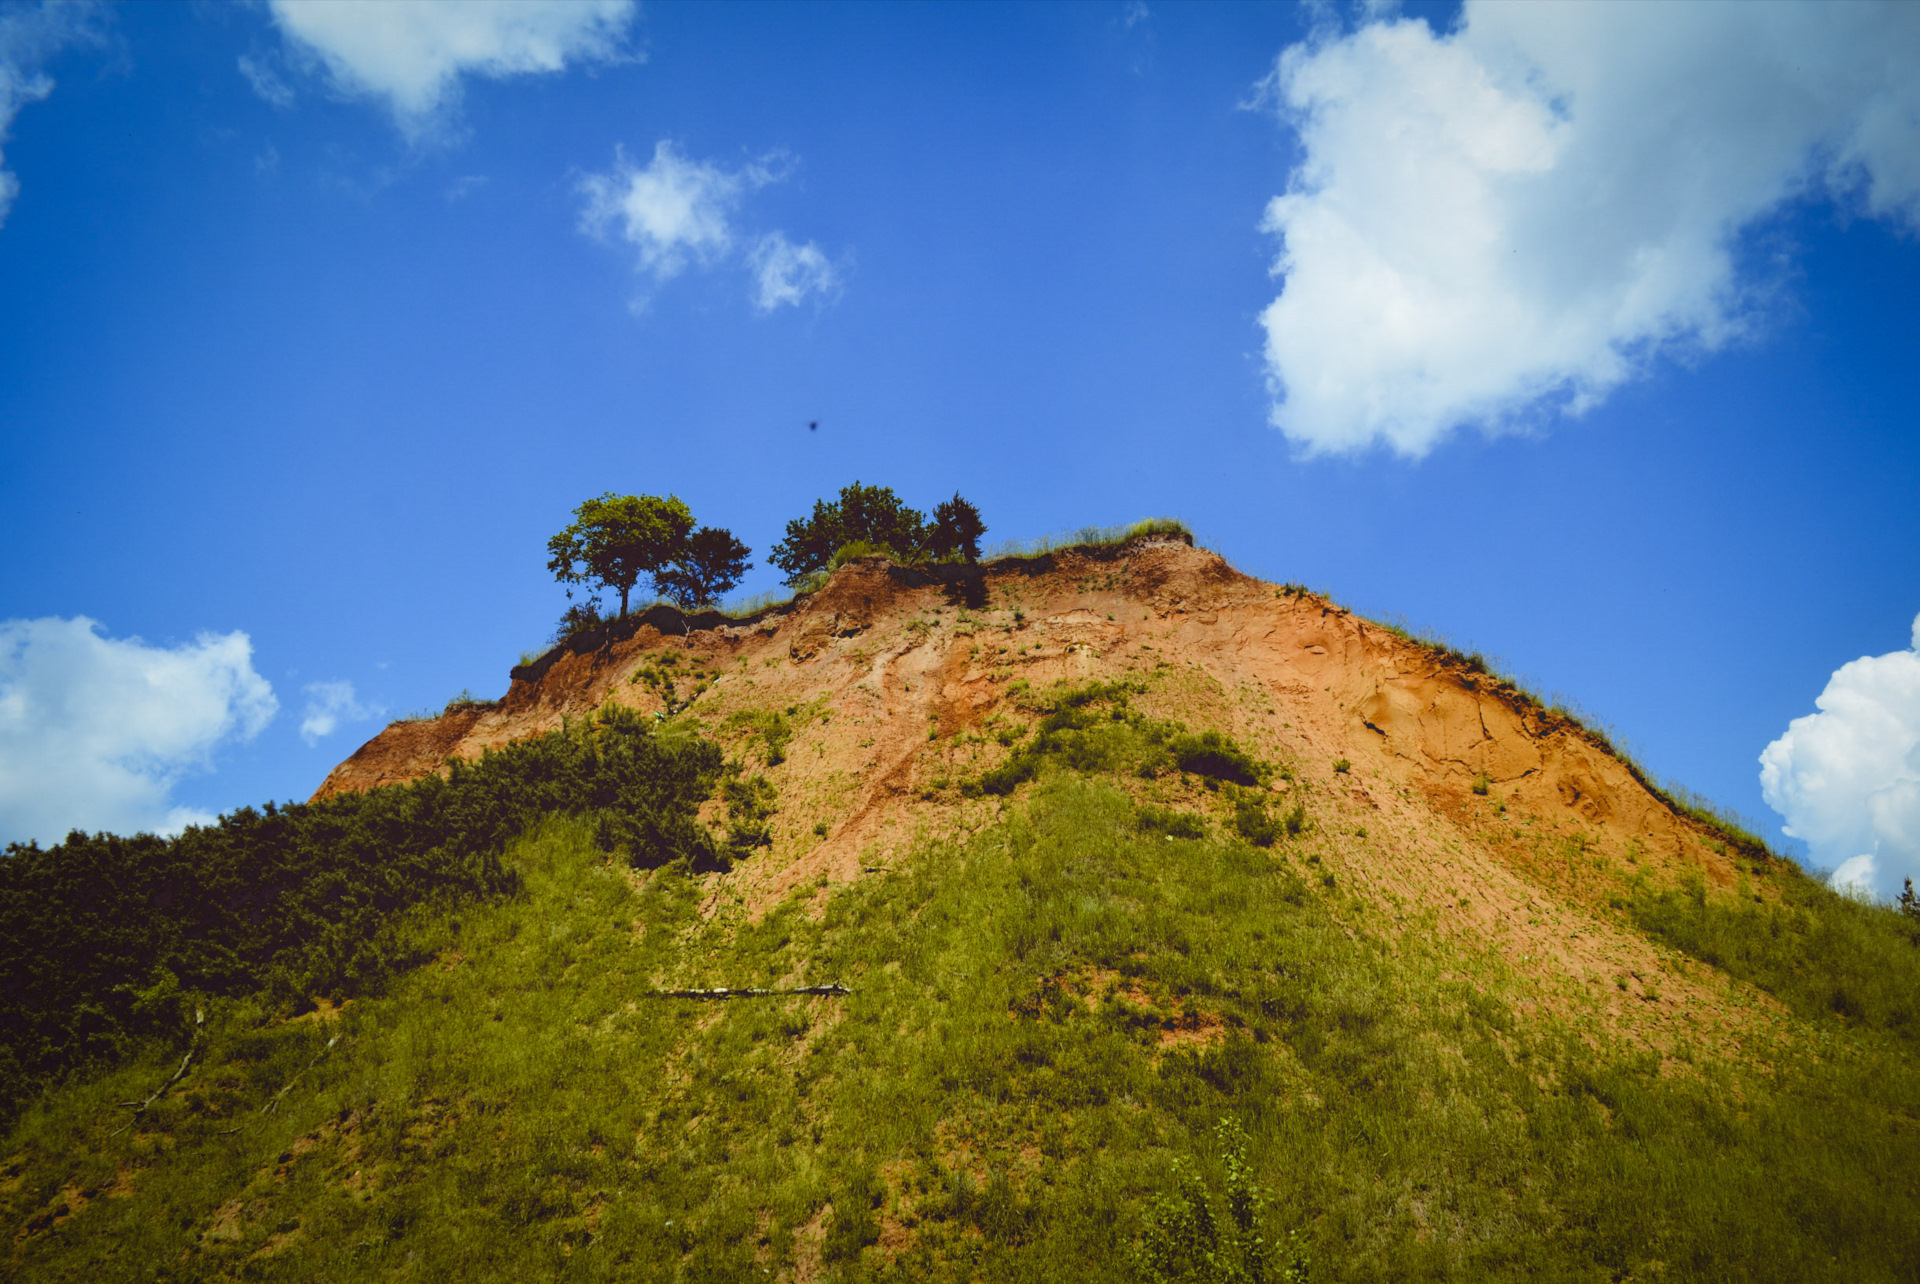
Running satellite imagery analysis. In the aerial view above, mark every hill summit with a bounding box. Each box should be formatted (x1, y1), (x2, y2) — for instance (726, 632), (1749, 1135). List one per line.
(8, 533), (1918, 1282)
(321, 532), (1762, 1028)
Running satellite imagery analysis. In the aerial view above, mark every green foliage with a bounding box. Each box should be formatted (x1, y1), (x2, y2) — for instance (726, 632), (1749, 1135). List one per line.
(985, 517), (1193, 562)
(928, 493), (987, 563)
(966, 683), (1268, 801)
(1331, 758), (1350, 775)
(0, 707), (721, 1121)
(546, 492), (694, 618)
(727, 708), (794, 765)
(827, 538), (893, 570)
(631, 651), (717, 715)
(1471, 772), (1491, 796)
(11, 772), (1920, 1280)
(721, 774), (779, 856)
(1169, 732), (1265, 787)
(654, 525), (752, 609)
(442, 689), (494, 714)
(767, 482), (989, 585)
(768, 482), (931, 585)
(547, 493), (751, 616)
(1138, 805), (1209, 841)
(1631, 866), (1920, 1039)
(551, 597), (608, 644)
(969, 752), (1041, 798)
(1229, 797), (1279, 848)
(1140, 1118), (1308, 1284)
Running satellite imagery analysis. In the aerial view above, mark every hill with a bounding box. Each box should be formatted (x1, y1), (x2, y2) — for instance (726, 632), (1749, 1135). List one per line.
(6, 534), (1919, 1281)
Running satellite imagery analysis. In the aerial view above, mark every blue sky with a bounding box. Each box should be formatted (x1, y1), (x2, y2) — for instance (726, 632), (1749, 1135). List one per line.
(2, 1), (1918, 896)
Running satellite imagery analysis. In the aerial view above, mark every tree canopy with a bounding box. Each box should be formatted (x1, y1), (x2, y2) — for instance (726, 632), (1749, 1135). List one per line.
(547, 493), (750, 617)
(928, 493), (986, 563)
(767, 482), (987, 586)
(655, 526), (753, 610)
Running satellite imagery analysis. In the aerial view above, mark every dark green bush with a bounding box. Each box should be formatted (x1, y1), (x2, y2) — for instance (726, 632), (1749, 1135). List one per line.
(722, 775), (779, 854)
(0, 706), (722, 1120)
(967, 754), (1041, 798)
(1170, 732), (1265, 787)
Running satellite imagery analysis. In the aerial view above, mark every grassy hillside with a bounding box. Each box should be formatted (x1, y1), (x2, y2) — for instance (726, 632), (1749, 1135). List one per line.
(7, 689), (1920, 1282)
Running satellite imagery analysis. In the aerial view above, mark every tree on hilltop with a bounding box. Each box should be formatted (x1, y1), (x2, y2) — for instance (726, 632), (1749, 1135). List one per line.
(928, 493), (986, 564)
(767, 482), (987, 586)
(547, 493), (750, 618)
(656, 526), (752, 608)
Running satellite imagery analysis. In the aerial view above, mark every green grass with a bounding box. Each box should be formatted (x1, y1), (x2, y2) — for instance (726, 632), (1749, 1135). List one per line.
(10, 755), (1920, 1280)
(983, 518), (1193, 563)
(1632, 865), (1920, 1039)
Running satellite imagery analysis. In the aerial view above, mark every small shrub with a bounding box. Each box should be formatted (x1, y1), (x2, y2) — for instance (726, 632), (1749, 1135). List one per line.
(1137, 806), (1209, 841)
(722, 775), (779, 853)
(1232, 798), (1280, 848)
(1170, 731), (1264, 786)
(966, 754), (1040, 797)
(552, 598), (606, 643)
(726, 708), (793, 765)
(1138, 1117), (1310, 1283)
(1332, 758), (1351, 775)
(1471, 772), (1492, 796)
(443, 689), (495, 714)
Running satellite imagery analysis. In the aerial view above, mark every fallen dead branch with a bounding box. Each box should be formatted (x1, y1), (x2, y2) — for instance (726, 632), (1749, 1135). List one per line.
(110, 1009), (203, 1137)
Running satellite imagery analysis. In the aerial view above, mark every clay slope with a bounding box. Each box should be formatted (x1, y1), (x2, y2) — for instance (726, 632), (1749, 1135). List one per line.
(316, 536), (1786, 1054)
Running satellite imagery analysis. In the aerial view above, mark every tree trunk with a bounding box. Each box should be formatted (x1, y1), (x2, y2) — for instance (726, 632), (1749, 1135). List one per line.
(619, 584), (630, 618)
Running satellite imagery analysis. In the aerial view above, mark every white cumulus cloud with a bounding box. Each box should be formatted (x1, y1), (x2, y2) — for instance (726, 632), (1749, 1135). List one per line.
(266, 0), (634, 137)
(0, 618), (278, 846)
(299, 679), (375, 745)
(1760, 614), (1920, 901)
(1255, 1), (1920, 457)
(580, 141), (841, 310)
(0, 1), (104, 230)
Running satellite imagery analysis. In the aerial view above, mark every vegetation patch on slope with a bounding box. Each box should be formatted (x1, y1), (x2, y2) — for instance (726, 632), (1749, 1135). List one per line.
(10, 683), (1920, 1281)
(0, 708), (724, 1123)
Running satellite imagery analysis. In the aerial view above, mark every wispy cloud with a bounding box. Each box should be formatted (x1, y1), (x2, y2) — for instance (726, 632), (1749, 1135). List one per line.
(0, 1), (106, 229)
(265, 0), (636, 140)
(1761, 614), (1920, 901)
(0, 618), (277, 845)
(237, 50), (295, 109)
(1252, 2), (1920, 457)
(750, 231), (843, 313)
(580, 141), (842, 312)
(299, 679), (377, 746)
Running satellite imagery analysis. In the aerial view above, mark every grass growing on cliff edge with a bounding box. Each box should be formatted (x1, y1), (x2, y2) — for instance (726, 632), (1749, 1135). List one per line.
(983, 517), (1192, 563)
(9, 765), (1920, 1282)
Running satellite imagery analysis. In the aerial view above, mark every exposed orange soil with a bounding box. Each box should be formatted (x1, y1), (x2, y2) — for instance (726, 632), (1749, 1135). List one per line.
(315, 537), (1787, 1055)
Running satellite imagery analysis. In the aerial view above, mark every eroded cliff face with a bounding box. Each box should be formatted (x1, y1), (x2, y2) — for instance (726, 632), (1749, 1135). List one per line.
(316, 537), (1781, 1053)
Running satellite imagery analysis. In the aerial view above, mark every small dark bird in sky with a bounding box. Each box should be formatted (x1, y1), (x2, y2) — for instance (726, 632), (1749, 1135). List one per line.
(809, 420), (819, 431)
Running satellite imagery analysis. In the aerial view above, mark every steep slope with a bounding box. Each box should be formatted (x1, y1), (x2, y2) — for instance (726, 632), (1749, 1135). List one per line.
(9, 536), (1917, 1283)
(319, 537), (1777, 1053)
